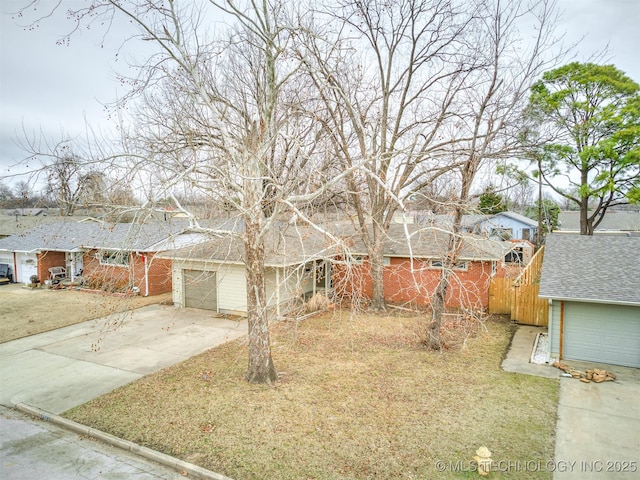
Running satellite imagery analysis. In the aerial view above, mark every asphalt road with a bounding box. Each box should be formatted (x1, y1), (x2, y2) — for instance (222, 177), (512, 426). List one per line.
(0, 405), (184, 480)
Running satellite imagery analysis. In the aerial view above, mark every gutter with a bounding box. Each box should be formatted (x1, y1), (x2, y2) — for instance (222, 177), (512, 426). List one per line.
(539, 295), (640, 308)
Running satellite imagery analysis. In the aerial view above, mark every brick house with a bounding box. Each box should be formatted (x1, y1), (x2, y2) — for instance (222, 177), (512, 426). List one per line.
(161, 222), (510, 314)
(0, 219), (205, 296)
(332, 224), (510, 309)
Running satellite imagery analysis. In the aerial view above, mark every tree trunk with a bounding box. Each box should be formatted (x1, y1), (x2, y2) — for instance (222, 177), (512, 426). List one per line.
(428, 273), (448, 349)
(244, 218), (278, 384)
(368, 229), (386, 311)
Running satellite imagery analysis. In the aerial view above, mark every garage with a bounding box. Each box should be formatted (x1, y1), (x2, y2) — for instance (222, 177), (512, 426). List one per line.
(183, 270), (218, 311)
(539, 234), (640, 369)
(563, 302), (640, 368)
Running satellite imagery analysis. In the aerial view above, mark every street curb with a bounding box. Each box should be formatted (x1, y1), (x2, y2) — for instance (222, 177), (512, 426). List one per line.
(15, 403), (233, 480)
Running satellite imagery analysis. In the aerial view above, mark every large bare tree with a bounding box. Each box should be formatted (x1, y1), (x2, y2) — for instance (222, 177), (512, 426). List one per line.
(299, 0), (478, 311)
(24, 0), (358, 384)
(425, 0), (561, 348)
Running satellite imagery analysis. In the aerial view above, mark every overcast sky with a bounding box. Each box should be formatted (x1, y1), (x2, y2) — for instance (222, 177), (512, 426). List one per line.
(1, 0), (639, 187)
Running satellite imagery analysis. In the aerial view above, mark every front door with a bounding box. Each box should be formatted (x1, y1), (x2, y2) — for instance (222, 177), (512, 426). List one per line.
(66, 252), (84, 278)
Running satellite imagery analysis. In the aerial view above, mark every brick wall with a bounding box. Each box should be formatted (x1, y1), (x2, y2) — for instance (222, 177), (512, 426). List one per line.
(37, 251), (66, 283)
(333, 256), (506, 309)
(82, 250), (171, 296)
(142, 253), (173, 296)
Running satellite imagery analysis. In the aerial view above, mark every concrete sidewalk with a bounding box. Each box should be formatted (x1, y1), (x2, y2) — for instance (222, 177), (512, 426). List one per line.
(502, 325), (640, 479)
(0, 304), (244, 479)
(0, 304), (246, 414)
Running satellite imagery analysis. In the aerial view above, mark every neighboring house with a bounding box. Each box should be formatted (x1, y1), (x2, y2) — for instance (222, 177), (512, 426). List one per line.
(159, 225), (333, 316)
(557, 210), (640, 235)
(334, 224), (510, 310)
(0, 210), (86, 240)
(465, 211), (538, 241)
(0, 219), (205, 296)
(539, 234), (640, 368)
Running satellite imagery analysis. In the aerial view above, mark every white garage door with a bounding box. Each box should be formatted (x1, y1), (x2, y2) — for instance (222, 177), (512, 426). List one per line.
(183, 270), (218, 311)
(564, 302), (640, 368)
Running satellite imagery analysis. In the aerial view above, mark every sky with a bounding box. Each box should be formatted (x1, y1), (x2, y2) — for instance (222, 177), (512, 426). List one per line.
(1, 0), (639, 189)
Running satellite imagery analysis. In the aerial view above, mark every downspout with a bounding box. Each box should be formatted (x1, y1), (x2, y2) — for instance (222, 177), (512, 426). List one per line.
(13, 252), (18, 283)
(135, 252), (149, 297)
(559, 301), (565, 360)
(143, 253), (149, 297)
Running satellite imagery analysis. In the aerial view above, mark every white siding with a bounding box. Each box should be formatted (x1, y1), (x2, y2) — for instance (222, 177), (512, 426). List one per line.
(16, 253), (38, 283)
(172, 260), (247, 314)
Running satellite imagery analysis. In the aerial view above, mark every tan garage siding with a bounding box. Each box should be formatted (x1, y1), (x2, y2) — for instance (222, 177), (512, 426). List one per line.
(172, 260), (247, 315)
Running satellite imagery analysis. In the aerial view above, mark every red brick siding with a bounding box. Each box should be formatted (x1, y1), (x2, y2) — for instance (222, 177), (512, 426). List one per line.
(82, 250), (171, 296)
(143, 253), (172, 296)
(333, 256), (506, 309)
(37, 251), (66, 282)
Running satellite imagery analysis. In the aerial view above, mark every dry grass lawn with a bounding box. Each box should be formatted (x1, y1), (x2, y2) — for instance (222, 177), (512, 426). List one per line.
(0, 283), (171, 343)
(66, 312), (559, 479)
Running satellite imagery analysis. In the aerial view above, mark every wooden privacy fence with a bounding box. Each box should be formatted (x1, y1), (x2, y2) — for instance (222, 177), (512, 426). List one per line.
(489, 247), (549, 327)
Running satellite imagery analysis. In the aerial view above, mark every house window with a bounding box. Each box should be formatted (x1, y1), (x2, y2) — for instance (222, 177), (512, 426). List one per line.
(350, 255), (365, 264)
(383, 257), (391, 266)
(490, 228), (513, 240)
(99, 250), (129, 267)
(429, 260), (468, 271)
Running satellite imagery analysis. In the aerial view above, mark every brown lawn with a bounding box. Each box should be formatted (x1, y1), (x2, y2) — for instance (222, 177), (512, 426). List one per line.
(0, 283), (171, 343)
(65, 311), (559, 480)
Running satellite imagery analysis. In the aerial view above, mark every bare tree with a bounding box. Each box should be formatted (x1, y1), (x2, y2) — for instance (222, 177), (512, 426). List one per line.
(299, 0), (478, 311)
(25, 0), (356, 384)
(425, 0), (560, 348)
(42, 145), (105, 215)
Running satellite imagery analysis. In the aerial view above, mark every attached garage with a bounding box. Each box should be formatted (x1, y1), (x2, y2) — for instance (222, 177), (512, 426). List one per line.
(562, 302), (640, 368)
(184, 270), (218, 311)
(540, 234), (640, 369)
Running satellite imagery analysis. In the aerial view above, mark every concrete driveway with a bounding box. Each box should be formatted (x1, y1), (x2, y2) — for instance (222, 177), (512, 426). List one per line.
(0, 304), (247, 414)
(554, 361), (640, 479)
(502, 326), (640, 479)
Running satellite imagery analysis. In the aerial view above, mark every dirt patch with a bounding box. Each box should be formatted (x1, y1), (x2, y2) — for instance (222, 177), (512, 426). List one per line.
(0, 283), (171, 343)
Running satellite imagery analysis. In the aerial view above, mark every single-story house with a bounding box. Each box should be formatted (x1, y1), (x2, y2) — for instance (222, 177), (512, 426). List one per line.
(539, 234), (640, 368)
(0, 219), (206, 296)
(465, 211), (538, 241)
(333, 224), (511, 310)
(161, 222), (511, 316)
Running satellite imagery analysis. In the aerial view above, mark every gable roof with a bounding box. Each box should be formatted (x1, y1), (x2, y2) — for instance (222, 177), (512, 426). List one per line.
(161, 222), (510, 266)
(539, 234), (640, 306)
(0, 220), (191, 254)
(466, 211), (538, 228)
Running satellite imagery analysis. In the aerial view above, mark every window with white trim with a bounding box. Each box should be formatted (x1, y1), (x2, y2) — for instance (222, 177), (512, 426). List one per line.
(429, 259), (468, 271)
(99, 250), (129, 267)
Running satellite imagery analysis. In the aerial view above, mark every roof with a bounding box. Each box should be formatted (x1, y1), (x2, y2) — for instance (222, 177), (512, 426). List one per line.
(0, 219), (191, 253)
(539, 234), (640, 306)
(557, 211), (640, 232)
(161, 222), (510, 266)
(466, 211), (538, 228)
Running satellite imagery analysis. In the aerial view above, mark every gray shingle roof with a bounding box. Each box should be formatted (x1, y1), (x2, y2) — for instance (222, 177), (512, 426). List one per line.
(161, 223), (509, 266)
(557, 211), (640, 232)
(0, 220), (190, 253)
(539, 234), (640, 305)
